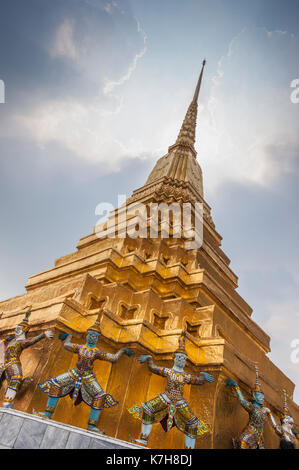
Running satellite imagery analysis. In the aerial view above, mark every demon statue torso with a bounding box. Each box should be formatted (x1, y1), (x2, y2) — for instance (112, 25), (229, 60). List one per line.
(34, 312), (134, 432)
(129, 329), (214, 449)
(0, 308), (53, 408)
(226, 364), (272, 449)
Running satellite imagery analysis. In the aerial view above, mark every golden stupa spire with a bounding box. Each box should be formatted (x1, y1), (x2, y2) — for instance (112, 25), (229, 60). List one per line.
(174, 59), (206, 149)
(142, 60), (207, 198)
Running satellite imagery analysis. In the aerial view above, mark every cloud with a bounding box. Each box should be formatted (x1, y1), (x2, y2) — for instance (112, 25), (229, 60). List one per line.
(266, 29), (288, 37)
(210, 163), (299, 401)
(0, 3), (148, 169)
(13, 98), (144, 168)
(199, 27), (299, 196)
(5, 20), (298, 193)
(263, 300), (299, 400)
(103, 18), (147, 95)
(103, 46), (146, 95)
(50, 18), (77, 60)
(103, 1), (118, 15)
(12, 22), (150, 168)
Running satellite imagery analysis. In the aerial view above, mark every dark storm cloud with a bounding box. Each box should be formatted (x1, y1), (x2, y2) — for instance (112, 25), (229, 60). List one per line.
(0, 0), (144, 105)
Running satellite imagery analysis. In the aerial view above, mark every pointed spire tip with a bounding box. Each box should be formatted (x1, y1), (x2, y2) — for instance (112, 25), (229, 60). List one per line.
(192, 58), (206, 104)
(174, 58), (207, 149)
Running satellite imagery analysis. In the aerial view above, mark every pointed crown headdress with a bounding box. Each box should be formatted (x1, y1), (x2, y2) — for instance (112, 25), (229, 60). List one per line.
(18, 307), (32, 332)
(175, 328), (187, 356)
(253, 363), (263, 394)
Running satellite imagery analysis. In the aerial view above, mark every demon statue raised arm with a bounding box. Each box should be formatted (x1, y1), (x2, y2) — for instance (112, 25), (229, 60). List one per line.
(268, 389), (298, 449)
(128, 329), (214, 449)
(0, 307), (54, 409)
(34, 313), (134, 432)
(226, 364), (273, 449)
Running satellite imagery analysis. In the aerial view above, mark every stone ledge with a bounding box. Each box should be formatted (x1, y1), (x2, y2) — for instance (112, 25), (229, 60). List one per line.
(0, 408), (142, 449)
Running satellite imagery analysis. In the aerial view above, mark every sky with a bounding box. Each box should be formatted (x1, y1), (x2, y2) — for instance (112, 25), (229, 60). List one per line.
(0, 0), (298, 402)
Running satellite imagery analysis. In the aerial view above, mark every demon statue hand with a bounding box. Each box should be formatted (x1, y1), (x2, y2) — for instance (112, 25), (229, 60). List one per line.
(128, 329), (214, 449)
(268, 389), (297, 449)
(34, 313), (134, 433)
(226, 364), (272, 449)
(0, 307), (54, 409)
